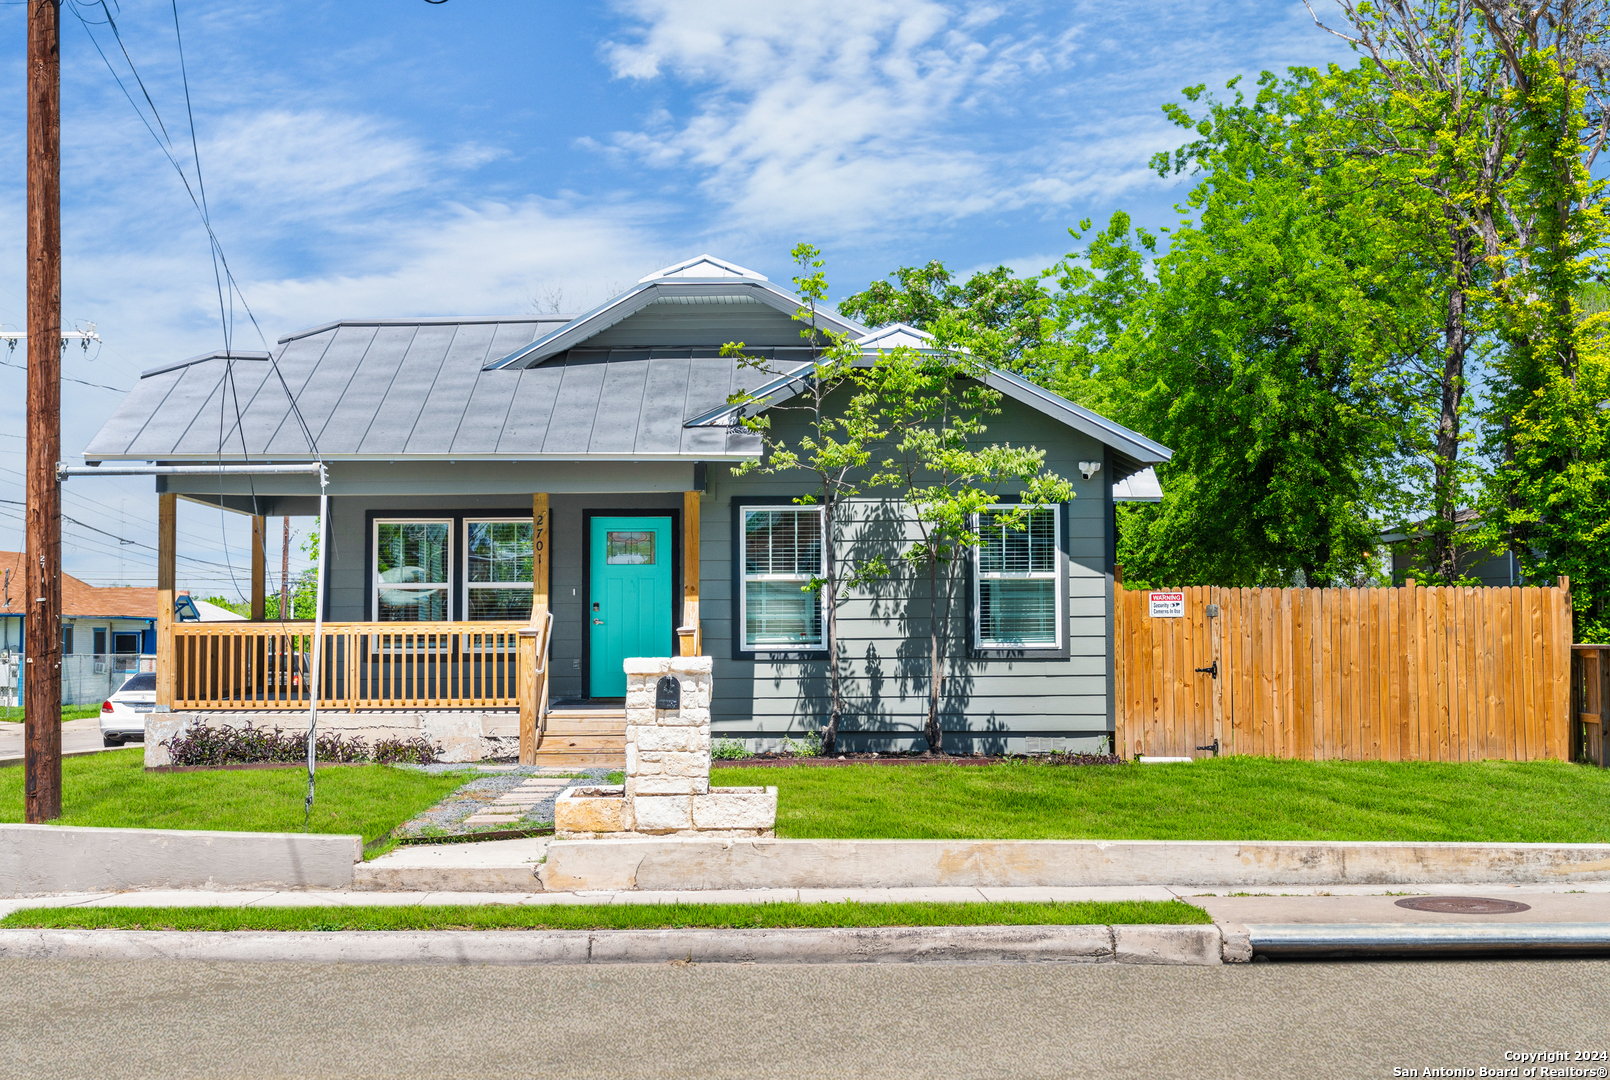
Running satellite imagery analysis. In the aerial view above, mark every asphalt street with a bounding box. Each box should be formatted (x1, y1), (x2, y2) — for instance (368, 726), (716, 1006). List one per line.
(1, 958), (1603, 1079)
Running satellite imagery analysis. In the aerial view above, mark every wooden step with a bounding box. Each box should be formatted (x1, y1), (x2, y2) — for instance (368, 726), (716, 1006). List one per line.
(537, 734), (625, 751)
(529, 751), (625, 768)
(540, 718), (627, 737)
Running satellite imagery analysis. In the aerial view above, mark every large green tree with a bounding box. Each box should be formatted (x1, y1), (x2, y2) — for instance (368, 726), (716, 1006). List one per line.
(840, 262), (1053, 374)
(1050, 73), (1441, 587)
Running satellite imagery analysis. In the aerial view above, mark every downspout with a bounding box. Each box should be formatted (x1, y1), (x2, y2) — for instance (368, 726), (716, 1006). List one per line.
(304, 463), (329, 826)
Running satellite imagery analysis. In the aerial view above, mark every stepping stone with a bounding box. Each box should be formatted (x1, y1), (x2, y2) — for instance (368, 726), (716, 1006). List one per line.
(462, 814), (524, 825)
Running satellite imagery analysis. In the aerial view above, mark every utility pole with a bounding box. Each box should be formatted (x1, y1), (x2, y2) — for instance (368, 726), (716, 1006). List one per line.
(25, 0), (62, 822)
(280, 516), (290, 617)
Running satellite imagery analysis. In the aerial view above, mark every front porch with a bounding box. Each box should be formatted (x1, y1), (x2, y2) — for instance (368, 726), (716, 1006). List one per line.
(151, 488), (707, 767)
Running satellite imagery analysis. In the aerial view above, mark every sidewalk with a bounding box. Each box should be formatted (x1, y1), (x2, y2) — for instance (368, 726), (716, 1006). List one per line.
(5, 881), (1608, 920)
(0, 716), (119, 766)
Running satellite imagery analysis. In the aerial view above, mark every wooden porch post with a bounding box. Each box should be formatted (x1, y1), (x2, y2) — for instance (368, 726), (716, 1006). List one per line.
(250, 515), (266, 621)
(679, 490), (700, 657)
(156, 492), (176, 710)
(519, 493), (551, 765)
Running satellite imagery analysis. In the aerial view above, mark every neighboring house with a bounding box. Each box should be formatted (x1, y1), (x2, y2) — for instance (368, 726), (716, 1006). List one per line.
(81, 255), (1172, 755)
(1378, 509), (1523, 587)
(0, 554), (246, 706)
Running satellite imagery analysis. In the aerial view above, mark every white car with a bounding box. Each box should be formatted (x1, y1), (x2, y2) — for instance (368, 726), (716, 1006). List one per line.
(100, 672), (156, 746)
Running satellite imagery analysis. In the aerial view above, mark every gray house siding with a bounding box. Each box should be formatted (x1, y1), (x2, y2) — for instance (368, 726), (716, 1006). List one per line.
(700, 396), (1114, 753)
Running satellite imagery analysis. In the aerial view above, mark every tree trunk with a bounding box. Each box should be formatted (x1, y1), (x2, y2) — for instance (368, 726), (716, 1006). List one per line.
(821, 496), (841, 756)
(925, 545), (944, 754)
(1432, 218), (1471, 583)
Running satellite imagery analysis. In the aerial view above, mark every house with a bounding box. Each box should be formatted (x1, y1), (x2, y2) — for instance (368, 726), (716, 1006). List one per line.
(0, 550), (156, 705)
(1378, 509), (1523, 587)
(0, 552), (244, 706)
(81, 255), (1171, 761)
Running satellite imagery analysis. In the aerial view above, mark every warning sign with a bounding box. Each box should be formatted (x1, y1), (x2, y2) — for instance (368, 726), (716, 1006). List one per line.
(1148, 591), (1184, 618)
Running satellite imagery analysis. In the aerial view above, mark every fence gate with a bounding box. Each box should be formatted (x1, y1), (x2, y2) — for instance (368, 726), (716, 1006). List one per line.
(1115, 582), (1573, 762)
(1114, 586), (1224, 759)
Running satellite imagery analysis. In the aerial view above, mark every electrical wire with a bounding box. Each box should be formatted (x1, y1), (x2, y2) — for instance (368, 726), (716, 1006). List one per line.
(0, 357), (129, 393)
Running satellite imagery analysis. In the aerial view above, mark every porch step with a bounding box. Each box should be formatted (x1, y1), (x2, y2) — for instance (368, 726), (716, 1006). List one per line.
(535, 708), (624, 767)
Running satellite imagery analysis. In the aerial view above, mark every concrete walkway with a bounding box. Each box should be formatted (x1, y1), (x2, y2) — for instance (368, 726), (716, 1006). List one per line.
(0, 716), (121, 765)
(5, 881), (1608, 921)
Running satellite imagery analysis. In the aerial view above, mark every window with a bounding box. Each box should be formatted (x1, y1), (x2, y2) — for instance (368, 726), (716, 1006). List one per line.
(740, 507), (824, 650)
(61, 625), (74, 654)
(606, 530), (655, 564)
(93, 628), (107, 655)
(974, 506), (1062, 650)
(464, 519), (533, 621)
(374, 520), (451, 621)
(113, 632), (139, 655)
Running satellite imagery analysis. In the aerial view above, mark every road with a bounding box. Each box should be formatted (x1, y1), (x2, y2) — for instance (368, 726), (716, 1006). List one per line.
(0, 716), (116, 765)
(1, 958), (1603, 1079)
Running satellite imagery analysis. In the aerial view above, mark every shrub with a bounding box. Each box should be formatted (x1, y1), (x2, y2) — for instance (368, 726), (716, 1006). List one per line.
(163, 722), (442, 767)
(711, 737), (750, 761)
(783, 731), (824, 758)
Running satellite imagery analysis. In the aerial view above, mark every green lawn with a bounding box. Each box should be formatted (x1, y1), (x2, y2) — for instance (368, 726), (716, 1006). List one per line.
(714, 757), (1610, 843)
(0, 899), (1210, 932)
(0, 749), (465, 845)
(0, 705), (103, 723)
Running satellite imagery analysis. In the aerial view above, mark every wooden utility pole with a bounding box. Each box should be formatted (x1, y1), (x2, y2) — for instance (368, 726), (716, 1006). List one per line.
(24, 0), (62, 823)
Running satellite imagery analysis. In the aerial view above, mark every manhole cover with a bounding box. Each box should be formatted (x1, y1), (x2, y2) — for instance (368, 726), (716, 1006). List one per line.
(1394, 896), (1531, 914)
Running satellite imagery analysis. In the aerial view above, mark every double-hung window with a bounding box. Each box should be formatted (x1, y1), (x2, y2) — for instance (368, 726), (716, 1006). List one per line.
(740, 506), (824, 651)
(974, 506), (1062, 650)
(464, 519), (534, 621)
(374, 520), (451, 621)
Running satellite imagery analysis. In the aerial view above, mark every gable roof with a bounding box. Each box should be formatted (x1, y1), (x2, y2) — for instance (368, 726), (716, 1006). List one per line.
(80, 255), (1171, 475)
(483, 255), (866, 371)
(684, 323), (1172, 479)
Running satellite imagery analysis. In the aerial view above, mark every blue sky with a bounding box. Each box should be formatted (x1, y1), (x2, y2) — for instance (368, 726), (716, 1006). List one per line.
(0, 0), (1353, 595)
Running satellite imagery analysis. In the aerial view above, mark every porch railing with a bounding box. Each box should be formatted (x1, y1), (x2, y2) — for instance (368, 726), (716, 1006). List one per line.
(171, 622), (527, 711)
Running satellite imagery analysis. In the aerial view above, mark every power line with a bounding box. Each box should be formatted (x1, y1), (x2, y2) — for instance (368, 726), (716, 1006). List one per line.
(0, 356), (128, 393)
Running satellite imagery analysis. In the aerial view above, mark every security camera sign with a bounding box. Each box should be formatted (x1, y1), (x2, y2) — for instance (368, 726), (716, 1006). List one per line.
(1148, 591), (1185, 618)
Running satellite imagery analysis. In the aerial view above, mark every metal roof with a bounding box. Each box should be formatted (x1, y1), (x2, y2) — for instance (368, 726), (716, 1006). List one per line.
(81, 256), (1172, 475)
(483, 257), (867, 370)
(83, 318), (765, 462)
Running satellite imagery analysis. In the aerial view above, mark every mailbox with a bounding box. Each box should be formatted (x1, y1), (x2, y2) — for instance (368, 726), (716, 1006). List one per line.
(655, 675), (681, 711)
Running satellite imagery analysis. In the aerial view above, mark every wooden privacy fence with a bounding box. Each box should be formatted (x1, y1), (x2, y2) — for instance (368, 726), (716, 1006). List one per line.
(1114, 583), (1574, 762)
(170, 622), (526, 712)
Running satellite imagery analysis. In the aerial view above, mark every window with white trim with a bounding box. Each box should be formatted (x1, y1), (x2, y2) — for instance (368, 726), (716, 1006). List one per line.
(465, 519), (534, 621)
(740, 506), (824, 650)
(373, 520), (451, 621)
(974, 506), (1062, 649)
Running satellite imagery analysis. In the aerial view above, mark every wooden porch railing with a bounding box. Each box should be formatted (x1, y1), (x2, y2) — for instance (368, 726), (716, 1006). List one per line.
(170, 622), (528, 711)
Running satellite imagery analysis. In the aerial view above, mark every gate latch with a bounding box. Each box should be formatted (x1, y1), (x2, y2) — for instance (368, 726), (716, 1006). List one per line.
(1196, 738), (1220, 756)
(1193, 660), (1218, 679)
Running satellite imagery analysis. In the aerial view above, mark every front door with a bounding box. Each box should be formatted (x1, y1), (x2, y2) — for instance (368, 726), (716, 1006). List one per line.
(588, 516), (674, 697)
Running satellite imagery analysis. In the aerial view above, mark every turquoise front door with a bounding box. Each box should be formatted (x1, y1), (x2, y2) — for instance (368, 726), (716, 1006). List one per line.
(588, 516), (674, 697)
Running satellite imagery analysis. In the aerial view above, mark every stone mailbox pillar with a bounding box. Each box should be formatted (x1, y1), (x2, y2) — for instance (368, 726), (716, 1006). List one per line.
(554, 655), (776, 838)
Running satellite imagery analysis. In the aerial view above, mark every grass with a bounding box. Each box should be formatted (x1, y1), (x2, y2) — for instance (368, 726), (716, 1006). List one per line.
(0, 705), (103, 723)
(0, 899), (1211, 932)
(0, 749), (466, 850)
(714, 756), (1610, 842)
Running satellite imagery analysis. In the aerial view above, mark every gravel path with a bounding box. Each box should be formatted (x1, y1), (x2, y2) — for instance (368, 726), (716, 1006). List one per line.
(392, 766), (614, 839)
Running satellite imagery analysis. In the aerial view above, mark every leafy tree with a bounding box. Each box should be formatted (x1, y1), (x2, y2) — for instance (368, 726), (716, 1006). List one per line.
(840, 262), (1053, 373)
(723, 245), (888, 755)
(864, 333), (1071, 752)
(1049, 73), (1436, 587)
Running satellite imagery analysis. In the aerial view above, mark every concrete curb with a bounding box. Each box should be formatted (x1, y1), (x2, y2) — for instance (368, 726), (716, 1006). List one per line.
(0, 924), (1226, 966)
(540, 838), (1610, 892)
(351, 866), (539, 892)
(1246, 922), (1610, 957)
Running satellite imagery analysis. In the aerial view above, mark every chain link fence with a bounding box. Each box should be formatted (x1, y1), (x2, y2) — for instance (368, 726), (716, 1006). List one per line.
(0, 652), (155, 707)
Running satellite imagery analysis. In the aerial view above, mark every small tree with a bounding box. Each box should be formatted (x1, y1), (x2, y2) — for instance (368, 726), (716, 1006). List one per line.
(722, 245), (887, 755)
(866, 331), (1072, 753)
